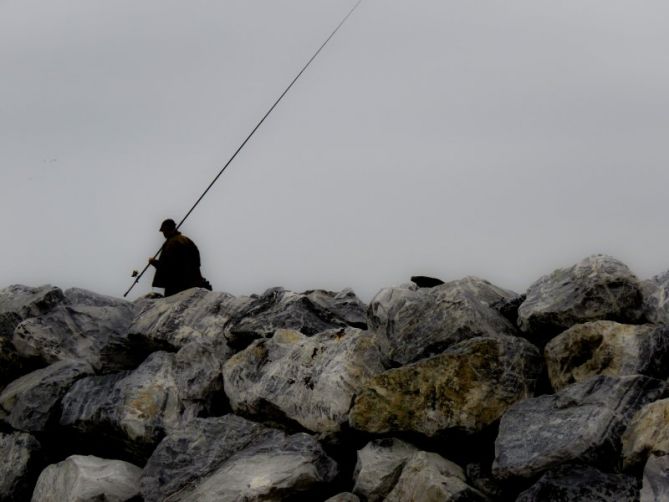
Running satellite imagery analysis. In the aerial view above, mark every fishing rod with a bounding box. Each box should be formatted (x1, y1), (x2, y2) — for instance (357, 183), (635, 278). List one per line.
(123, 0), (364, 298)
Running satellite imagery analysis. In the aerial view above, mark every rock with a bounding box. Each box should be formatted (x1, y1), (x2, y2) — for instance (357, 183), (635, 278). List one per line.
(226, 287), (368, 348)
(223, 328), (389, 433)
(641, 271), (669, 324)
(31, 455), (142, 502)
(622, 398), (669, 469)
(0, 285), (64, 336)
(518, 255), (644, 342)
(640, 454), (669, 502)
(350, 335), (541, 437)
(544, 321), (669, 391)
(60, 341), (223, 461)
(12, 288), (144, 373)
(384, 451), (487, 502)
(515, 464), (639, 502)
(0, 285), (64, 386)
(0, 359), (93, 432)
(0, 431), (42, 502)
(128, 288), (250, 350)
(493, 375), (666, 480)
(325, 494), (360, 502)
(352, 438), (419, 501)
(368, 276), (520, 364)
(141, 415), (337, 502)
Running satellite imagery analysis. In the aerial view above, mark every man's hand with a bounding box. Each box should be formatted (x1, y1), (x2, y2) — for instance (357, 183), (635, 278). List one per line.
(148, 257), (159, 267)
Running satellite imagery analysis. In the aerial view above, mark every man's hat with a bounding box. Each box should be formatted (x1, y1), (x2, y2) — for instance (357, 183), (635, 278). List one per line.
(159, 219), (177, 232)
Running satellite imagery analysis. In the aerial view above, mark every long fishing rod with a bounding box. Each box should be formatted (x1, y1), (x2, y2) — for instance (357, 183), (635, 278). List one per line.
(124, 0), (364, 298)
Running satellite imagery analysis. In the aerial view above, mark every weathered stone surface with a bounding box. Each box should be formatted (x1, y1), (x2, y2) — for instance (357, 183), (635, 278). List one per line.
(515, 464), (639, 502)
(642, 270), (669, 324)
(0, 432), (41, 502)
(518, 255), (644, 341)
(31, 455), (142, 502)
(0, 285), (64, 335)
(226, 287), (368, 347)
(622, 398), (669, 469)
(129, 288), (249, 350)
(350, 335), (541, 437)
(352, 438), (419, 501)
(60, 341), (223, 460)
(493, 375), (666, 480)
(384, 451), (487, 502)
(545, 321), (669, 391)
(0, 285), (64, 387)
(223, 328), (389, 433)
(13, 288), (143, 373)
(0, 360), (93, 432)
(640, 454), (669, 502)
(368, 277), (520, 364)
(141, 415), (336, 502)
(325, 494), (360, 502)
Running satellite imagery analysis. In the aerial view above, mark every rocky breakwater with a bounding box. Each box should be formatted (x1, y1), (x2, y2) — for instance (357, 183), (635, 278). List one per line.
(2, 254), (669, 501)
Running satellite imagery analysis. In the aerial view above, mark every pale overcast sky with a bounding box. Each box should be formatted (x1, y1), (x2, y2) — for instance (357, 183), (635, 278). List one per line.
(2, 0), (669, 302)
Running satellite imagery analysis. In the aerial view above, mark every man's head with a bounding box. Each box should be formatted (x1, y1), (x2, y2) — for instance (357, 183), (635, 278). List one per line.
(159, 219), (178, 238)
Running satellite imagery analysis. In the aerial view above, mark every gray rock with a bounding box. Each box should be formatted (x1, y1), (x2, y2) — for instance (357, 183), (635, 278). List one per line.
(31, 455), (142, 502)
(352, 438), (419, 501)
(642, 271), (669, 324)
(13, 288), (143, 373)
(0, 360), (93, 432)
(226, 287), (368, 348)
(518, 255), (644, 341)
(384, 451), (487, 502)
(140, 415), (337, 502)
(350, 335), (542, 437)
(0, 431), (41, 502)
(128, 288), (250, 350)
(60, 342), (223, 461)
(324, 494), (360, 502)
(622, 398), (669, 469)
(544, 321), (669, 390)
(493, 375), (666, 480)
(0, 285), (64, 387)
(515, 464), (639, 502)
(368, 276), (520, 364)
(223, 328), (389, 433)
(640, 454), (669, 502)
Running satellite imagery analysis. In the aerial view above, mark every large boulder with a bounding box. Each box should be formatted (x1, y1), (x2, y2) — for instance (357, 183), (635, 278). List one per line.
(368, 277), (520, 364)
(223, 328), (389, 433)
(349, 335), (542, 437)
(621, 398), (669, 469)
(12, 288), (144, 373)
(0, 285), (64, 387)
(59, 341), (223, 462)
(515, 464), (639, 502)
(0, 432), (42, 502)
(141, 415), (337, 502)
(0, 359), (93, 432)
(128, 288), (250, 350)
(352, 438), (419, 501)
(384, 451), (487, 502)
(31, 455), (142, 502)
(518, 255), (644, 342)
(640, 454), (669, 502)
(544, 321), (669, 391)
(493, 375), (666, 480)
(642, 270), (669, 324)
(226, 287), (368, 348)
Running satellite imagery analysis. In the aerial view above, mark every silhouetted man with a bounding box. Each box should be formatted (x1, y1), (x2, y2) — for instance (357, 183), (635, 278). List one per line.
(149, 219), (208, 296)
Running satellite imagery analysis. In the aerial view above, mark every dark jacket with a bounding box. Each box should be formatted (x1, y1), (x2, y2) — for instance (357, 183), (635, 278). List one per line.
(152, 232), (203, 296)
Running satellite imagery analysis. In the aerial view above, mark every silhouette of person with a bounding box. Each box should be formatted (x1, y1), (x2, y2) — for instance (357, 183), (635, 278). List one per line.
(149, 219), (208, 296)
